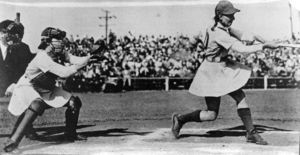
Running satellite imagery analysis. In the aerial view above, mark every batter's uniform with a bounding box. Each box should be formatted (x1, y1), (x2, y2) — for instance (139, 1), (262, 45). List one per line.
(189, 25), (251, 97)
(171, 0), (268, 146)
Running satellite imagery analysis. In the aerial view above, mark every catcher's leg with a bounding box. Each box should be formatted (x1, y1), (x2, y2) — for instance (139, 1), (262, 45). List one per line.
(11, 113), (41, 140)
(171, 97), (220, 139)
(3, 98), (46, 152)
(11, 113), (25, 136)
(229, 89), (267, 145)
(64, 96), (87, 141)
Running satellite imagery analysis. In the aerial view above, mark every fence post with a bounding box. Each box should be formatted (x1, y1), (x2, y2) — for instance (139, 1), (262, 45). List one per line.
(165, 76), (169, 91)
(264, 75), (268, 90)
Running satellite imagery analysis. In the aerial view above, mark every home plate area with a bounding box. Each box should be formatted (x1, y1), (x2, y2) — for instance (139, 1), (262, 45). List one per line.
(9, 127), (299, 155)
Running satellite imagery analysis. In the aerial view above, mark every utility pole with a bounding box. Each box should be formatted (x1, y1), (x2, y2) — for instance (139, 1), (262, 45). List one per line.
(99, 10), (116, 44)
(15, 12), (20, 23)
(289, 2), (294, 40)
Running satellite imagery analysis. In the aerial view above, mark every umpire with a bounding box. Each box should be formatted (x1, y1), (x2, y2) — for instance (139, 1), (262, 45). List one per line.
(0, 19), (34, 96)
(0, 19), (39, 139)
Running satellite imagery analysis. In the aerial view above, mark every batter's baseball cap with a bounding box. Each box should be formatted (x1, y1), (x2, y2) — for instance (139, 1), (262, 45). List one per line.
(215, 0), (240, 15)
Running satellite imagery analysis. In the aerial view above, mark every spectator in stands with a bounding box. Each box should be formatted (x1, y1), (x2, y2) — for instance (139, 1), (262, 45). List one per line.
(293, 66), (300, 88)
(122, 65), (132, 91)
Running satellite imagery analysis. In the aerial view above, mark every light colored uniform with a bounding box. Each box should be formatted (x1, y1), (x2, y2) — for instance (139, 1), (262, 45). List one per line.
(189, 25), (251, 97)
(8, 51), (75, 116)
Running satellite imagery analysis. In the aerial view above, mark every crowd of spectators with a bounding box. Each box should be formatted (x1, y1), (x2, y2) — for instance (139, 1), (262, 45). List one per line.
(60, 32), (300, 92)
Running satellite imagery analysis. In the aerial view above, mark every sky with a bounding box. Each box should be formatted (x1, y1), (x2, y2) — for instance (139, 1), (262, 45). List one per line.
(0, 0), (299, 51)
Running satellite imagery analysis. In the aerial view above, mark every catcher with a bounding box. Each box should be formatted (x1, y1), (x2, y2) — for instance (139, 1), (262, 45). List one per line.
(3, 27), (93, 152)
(171, 0), (278, 145)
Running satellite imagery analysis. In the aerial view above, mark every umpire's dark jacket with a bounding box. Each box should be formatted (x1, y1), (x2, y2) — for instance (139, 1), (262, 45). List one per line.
(0, 42), (35, 96)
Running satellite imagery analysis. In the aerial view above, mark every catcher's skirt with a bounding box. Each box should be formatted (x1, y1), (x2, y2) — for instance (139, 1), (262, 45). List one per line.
(8, 76), (71, 116)
(189, 60), (251, 97)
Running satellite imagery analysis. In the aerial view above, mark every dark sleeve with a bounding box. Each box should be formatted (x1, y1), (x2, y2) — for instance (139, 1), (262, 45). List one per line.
(20, 43), (35, 65)
(11, 43), (35, 83)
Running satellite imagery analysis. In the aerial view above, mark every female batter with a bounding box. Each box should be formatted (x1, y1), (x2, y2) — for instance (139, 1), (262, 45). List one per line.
(171, 0), (278, 145)
(3, 27), (92, 152)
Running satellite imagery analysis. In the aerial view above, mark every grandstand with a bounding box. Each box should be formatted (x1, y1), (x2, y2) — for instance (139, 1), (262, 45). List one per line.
(60, 33), (300, 92)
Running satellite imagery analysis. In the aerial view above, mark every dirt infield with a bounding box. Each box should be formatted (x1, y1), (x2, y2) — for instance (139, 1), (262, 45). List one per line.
(0, 89), (299, 154)
(1, 122), (299, 155)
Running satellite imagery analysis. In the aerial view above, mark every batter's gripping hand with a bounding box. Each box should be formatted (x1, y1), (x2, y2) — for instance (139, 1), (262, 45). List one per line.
(263, 42), (279, 49)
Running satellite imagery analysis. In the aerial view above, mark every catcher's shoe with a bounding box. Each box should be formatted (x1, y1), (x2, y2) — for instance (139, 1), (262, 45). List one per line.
(63, 133), (87, 142)
(25, 130), (42, 140)
(171, 113), (183, 139)
(246, 129), (268, 145)
(3, 138), (19, 153)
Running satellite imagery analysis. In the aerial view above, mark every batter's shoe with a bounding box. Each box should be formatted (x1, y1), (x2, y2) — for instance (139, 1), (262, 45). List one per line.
(3, 138), (19, 153)
(171, 113), (183, 139)
(246, 129), (268, 145)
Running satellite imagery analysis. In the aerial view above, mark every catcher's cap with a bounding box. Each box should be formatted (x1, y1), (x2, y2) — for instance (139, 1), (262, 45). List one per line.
(0, 19), (24, 38)
(41, 27), (66, 40)
(215, 0), (240, 15)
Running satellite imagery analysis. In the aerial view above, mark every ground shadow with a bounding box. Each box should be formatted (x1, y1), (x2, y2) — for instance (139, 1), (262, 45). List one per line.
(34, 126), (151, 142)
(1, 124), (151, 142)
(3, 126), (151, 154)
(179, 124), (293, 139)
(0, 124), (94, 139)
(80, 128), (151, 137)
(2, 140), (75, 155)
(35, 124), (94, 136)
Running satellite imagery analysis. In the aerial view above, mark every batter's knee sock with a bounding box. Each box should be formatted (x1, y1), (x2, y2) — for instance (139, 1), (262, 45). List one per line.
(237, 108), (255, 133)
(178, 110), (201, 124)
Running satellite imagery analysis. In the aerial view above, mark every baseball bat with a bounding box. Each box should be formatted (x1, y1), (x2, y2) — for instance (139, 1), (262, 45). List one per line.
(278, 43), (300, 48)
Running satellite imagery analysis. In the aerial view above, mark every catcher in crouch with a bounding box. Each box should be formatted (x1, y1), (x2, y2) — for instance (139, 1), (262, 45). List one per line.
(3, 27), (93, 152)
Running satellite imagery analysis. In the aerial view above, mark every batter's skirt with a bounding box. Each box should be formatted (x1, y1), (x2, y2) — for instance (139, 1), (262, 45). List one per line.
(189, 60), (251, 97)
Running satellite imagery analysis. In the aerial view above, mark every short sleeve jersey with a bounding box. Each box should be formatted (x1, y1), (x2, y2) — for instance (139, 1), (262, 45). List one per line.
(205, 25), (239, 62)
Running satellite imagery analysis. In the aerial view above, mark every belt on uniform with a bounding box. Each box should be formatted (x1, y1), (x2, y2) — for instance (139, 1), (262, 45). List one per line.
(205, 56), (235, 66)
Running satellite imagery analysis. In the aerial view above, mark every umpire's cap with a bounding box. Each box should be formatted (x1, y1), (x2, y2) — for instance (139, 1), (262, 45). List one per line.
(41, 27), (66, 40)
(0, 19), (24, 38)
(215, 0), (240, 15)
